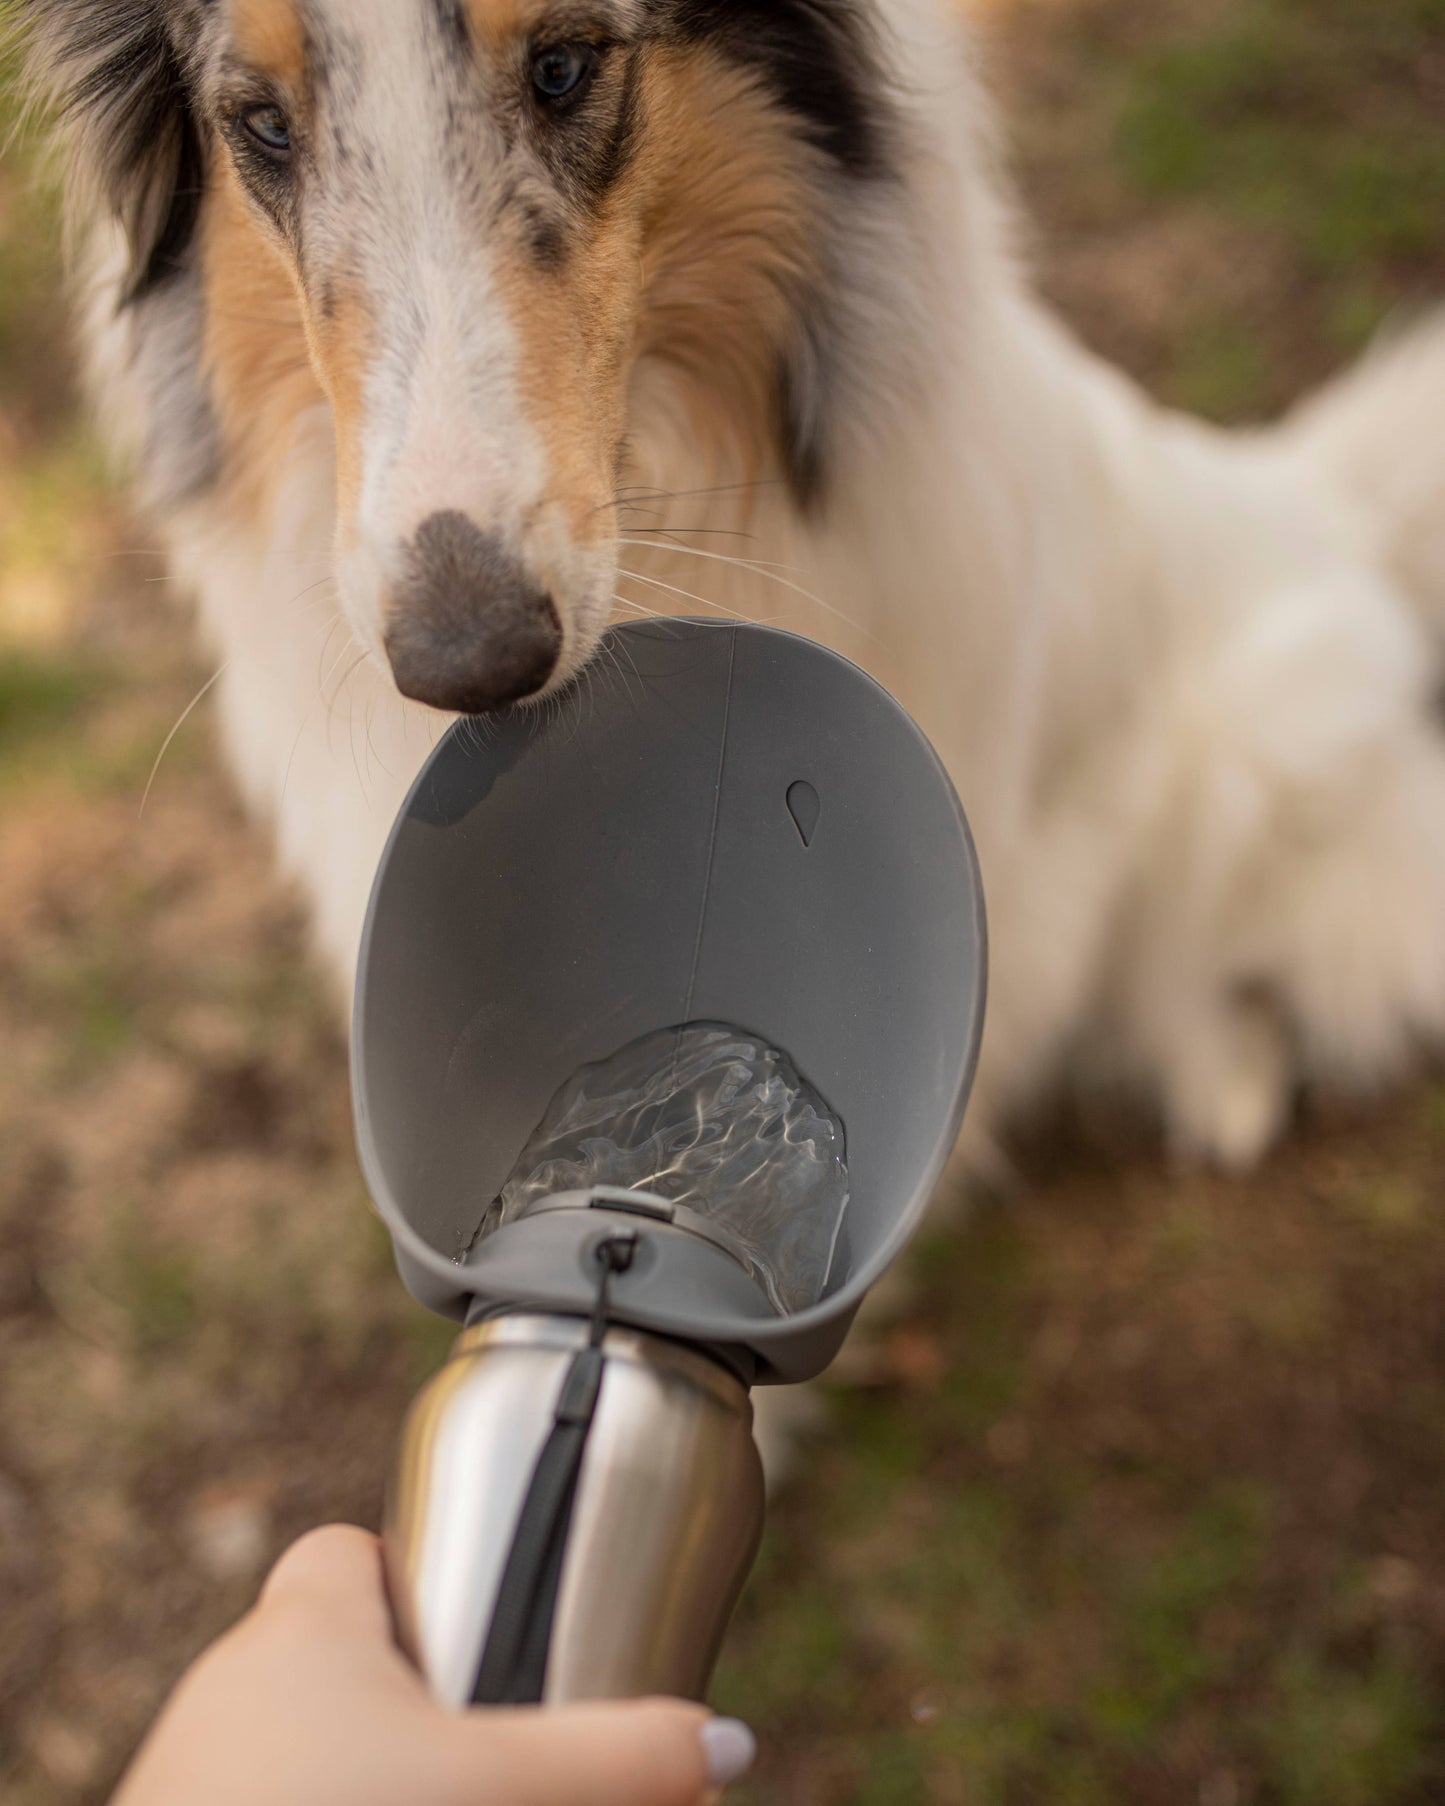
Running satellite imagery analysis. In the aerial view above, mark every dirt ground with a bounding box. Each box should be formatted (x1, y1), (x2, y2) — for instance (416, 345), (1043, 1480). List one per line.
(2, 3), (1445, 1803)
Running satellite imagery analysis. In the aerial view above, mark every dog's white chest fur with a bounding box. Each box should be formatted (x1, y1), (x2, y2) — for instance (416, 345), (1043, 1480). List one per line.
(89, 0), (1445, 1170)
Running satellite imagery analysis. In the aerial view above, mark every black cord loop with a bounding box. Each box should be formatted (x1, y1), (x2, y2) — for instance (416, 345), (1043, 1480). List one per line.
(470, 1232), (637, 1705)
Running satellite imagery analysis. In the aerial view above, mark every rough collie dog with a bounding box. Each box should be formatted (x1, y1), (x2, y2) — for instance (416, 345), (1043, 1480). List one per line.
(18, 0), (1445, 1173)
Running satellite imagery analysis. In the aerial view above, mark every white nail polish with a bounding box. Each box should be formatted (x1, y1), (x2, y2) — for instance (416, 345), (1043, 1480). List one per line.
(701, 1718), (757, 1789)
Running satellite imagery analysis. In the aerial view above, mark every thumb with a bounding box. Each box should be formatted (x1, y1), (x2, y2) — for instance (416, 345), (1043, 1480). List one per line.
(256, 1524), (395, 1645)
(447, 1698), (756, 1806)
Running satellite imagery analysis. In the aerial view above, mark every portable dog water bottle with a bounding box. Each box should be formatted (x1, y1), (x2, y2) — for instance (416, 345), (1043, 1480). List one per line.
(352, 619), (987, 1708)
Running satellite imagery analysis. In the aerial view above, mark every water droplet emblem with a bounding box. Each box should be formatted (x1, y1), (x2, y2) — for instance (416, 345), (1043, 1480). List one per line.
(786, 780), (820, 847)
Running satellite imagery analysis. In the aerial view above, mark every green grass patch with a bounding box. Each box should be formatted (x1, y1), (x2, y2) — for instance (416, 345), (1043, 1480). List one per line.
(1259, 1647), (1437, 1806)
(717, 1577), (855, 1728)
(1330, 1173), (1434, 1238)
(1114, 0), (1445, 277)
(854, 1734), (932, 1806)
(25, 940), (145, 1081)
(0, 648), (100, 758)
(1093, 1483), (1274, 1741)
(1161, 314), (1274, 421)
(104, 1206), (202, 1354)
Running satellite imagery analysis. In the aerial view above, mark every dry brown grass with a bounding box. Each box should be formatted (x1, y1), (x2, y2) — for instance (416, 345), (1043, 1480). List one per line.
(2, 3), (1444, 1801)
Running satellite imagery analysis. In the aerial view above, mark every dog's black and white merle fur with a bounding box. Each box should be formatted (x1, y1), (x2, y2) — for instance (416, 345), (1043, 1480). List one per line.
(16, 0), (1445, 1177)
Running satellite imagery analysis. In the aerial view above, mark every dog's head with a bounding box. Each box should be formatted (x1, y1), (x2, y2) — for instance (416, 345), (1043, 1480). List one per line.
(26, 0), (897, 712)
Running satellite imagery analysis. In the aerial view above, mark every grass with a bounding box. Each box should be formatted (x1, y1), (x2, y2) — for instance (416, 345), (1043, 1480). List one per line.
(1116, 28), (1445, 275)
(2, 2), (1445, 1802)
(715, 1156), (1445, 1803)
(1004, 0), (1445, 417)
(1261, 1648), (1437, 1806)
(0, 650), (103, 759)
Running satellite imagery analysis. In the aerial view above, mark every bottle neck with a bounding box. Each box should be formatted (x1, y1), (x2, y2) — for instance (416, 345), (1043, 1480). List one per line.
(457, 1306), (758, 1394)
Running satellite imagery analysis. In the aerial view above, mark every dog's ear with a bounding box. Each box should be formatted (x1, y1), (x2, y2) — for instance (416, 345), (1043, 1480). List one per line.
(674, 0), (888, 181)
(15, 0), (211, 303)
(669, 0), (893, 509)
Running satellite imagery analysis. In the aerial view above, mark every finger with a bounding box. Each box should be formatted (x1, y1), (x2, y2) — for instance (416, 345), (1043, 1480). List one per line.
(449, 1699), (754, 1806)
(258, 1524), (394, 1643)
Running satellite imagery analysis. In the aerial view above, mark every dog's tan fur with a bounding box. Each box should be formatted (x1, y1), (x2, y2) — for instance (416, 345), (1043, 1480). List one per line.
(230, 0), (308, 90)
(24, 0), (1445, 1186)
(197, 24), (830, 562)
(464, 0), (532, 56)
(632, 50), (830, 486)
(201, 169), (320, 525)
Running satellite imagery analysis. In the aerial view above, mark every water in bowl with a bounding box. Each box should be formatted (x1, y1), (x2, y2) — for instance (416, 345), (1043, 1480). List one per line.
(470, 1021), (849, 1315)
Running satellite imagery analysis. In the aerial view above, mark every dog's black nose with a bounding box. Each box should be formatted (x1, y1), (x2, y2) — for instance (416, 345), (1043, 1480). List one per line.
(384, 511), (562, 713)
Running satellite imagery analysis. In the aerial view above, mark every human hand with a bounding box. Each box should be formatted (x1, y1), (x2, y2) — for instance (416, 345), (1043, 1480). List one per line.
(112, 1525), (756, 1806)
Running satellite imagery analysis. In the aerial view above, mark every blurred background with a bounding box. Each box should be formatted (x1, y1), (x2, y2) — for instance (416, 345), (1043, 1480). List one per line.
(3, 1), (1445, 1800)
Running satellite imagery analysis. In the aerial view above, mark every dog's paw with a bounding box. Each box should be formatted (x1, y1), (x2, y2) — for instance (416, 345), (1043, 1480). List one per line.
(1162, 996), (1293, 1171)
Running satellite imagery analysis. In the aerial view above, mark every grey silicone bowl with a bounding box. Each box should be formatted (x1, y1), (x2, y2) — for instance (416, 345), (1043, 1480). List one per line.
(353, 619), (986, 1383)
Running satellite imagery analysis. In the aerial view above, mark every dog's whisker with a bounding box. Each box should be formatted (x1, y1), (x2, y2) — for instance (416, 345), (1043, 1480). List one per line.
(610, 597), (663, 619)
(615, 570), (752, 623)
(609, 595), (752, 630)
(614, 521), (764, 544)
(138, 661), (230, 821)
(590, 478), (784, 523)
(364, 692), (394, 781)
(332, 651), (372, 795)
(614, 536), (814, 580)
(326, 648), (368, 705)
(614, 478), (785, 506)
(278, 710), (312, 817)
(608, 597), (676, 630)
(605, 632), (652, 712)
(609, 594), (740, 626)
(611, 507), (764, 545)
(320, 632), (365, 722)
(315, 616), (347, 697)
(617, 539), (876, 642)
(616, 566), (782, 627)
(288, 575), (339, 612)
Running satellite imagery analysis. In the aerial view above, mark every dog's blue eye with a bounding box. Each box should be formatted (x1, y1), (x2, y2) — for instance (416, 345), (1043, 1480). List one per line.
(243, 106), (292, 154)
(531, 44), (591, 101)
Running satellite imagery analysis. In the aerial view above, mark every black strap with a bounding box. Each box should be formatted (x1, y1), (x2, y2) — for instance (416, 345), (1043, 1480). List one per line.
(471, 1235), (636, 1705)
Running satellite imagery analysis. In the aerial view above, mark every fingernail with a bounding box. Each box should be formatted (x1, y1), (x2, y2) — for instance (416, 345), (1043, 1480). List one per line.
(701, 1717), (757, 1789)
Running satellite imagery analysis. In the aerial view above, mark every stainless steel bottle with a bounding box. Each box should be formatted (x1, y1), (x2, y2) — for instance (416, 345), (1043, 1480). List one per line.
(386, 1313), (765, 1706)
(356, 621), (987, 1709)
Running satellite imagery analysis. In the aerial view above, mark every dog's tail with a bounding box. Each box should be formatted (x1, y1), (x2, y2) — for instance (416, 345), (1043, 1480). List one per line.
(1281, 311), (1445, 625)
